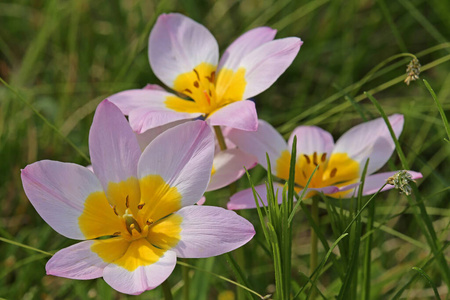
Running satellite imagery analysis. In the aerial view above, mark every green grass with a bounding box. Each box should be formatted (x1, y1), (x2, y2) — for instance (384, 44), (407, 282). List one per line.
(1, 0), (449, 299)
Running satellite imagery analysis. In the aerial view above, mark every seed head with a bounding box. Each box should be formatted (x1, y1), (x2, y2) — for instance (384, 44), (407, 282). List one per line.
(404, 58), (421, 85)
(387, 170), (414, 195)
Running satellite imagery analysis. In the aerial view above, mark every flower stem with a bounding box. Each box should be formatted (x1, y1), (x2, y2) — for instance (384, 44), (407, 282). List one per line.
(310, 197), (319, 299)
(213, 125), (227, 151)
(182, 258), (190, 300)
(161, 279), (173, 300)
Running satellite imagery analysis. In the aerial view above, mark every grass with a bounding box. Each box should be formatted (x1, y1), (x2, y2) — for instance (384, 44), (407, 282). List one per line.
(1, 0), (449, 299)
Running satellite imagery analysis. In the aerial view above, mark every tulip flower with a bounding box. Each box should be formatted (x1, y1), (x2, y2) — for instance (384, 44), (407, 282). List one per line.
(108, 13), (302, 133)
(135, 122), (257, 192)
(21, 100), (255, 294)
(226, 115), (422, 209)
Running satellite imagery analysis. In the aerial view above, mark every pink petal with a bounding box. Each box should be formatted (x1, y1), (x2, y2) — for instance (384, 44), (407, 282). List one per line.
(218, 27), (277, 72)
(206, 148), (257, 191)
(135, 119), (190, 152)
(333, 114), (404, 175)
(46, 241), (107, 279)
(138, 121), (215, 207)
(227, 119), (287, 170)
(227, 183), (339, 210)
(103, 250), (177, 295)
(107, 89), (201, 133)
(89, 100), (141, 190)
(240, 37), (303, 99)
(196, 196), (206, 205)
(149, 13), (219, 89)
(207, 100), (258, 131)
(21, 161), (102, 239)
(227, 183), (283, 210)
(174, 206), (255, 258)
(143, 84), (166, 91)
(340, 170), (423, 196)
(288, 126), (334, 155)
(129, 108), (200, 134)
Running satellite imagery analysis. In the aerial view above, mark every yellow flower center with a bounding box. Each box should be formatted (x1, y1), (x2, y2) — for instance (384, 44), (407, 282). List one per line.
(275, 151), (360, 198)
(78, 175), (183, 271)
(165, 62), (247, 116)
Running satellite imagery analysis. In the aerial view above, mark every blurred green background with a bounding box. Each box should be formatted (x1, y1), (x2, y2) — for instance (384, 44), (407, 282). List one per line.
(1, 0), (449, 299)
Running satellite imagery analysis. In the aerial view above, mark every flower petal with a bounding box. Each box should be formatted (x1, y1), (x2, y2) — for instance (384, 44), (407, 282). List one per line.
(135, 119), (190, 152)
(103, 250), (177, 295)
(173, 206), (255, 258)
(240, 37), (302, 99)
(89, 100), (141, 189)
(227, 183), (283, 210)
(333, 114), (404, 175)
(227, 119), (287, 170)
(46, 241), (107, 279)
(206, 148), (257, 191)
(138, 120), (215, 208)
(339, 170), (423, 196)
(218, 26), (277, 72)
(149, 13), (219, 89)
(21, 161), (103, 239)
(288, 126), (334, 155)
(227, 184), (339, 210)
(207, 100), (258, 131)
(108, 89), (201, 133)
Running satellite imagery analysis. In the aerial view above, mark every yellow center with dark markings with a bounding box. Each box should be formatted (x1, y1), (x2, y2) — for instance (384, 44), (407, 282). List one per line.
(165, 62), (247, 116)
(78, 175), (183, 271)
(275, 151), (360, 198)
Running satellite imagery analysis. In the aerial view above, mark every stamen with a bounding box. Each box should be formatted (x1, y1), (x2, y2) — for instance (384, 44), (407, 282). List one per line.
(193, 69), (200, 81)
(203, 90), (211, 105)
(193, 81), (199, 88)
(321, 153), (327, 162)
(113, 205), (118, 216)
(313, 152), (318, 166)
(138, 203), (145, 210)
(206, 71), (215, 83)
(125, 195), (129, 208)
(303, 154), (311, 164)
(330, 168), (337, 178)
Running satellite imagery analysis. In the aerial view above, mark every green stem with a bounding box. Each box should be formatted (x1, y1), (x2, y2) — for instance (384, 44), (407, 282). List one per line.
(214, 125), (227, 151)
(362, 199), (375, 300)
(161, 279), (173, 300)
(182, 258), (190, 300)
(310, 197), (319, 299)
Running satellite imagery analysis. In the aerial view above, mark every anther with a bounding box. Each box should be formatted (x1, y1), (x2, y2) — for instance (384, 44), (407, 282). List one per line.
(193, 69), (200, 81)
(193, 81), (199, 88)
(113, 232), (121, 236)
(330, 168), (337, 178)
(138, 203), (145, 210)
(113, 205), (118, 216)
(321, 153), (327, 162)
(313, 152), (318, 166)
(302, 170), (307, 179)
(303, 154), (311, 164)
(125, 195), (129, 208)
